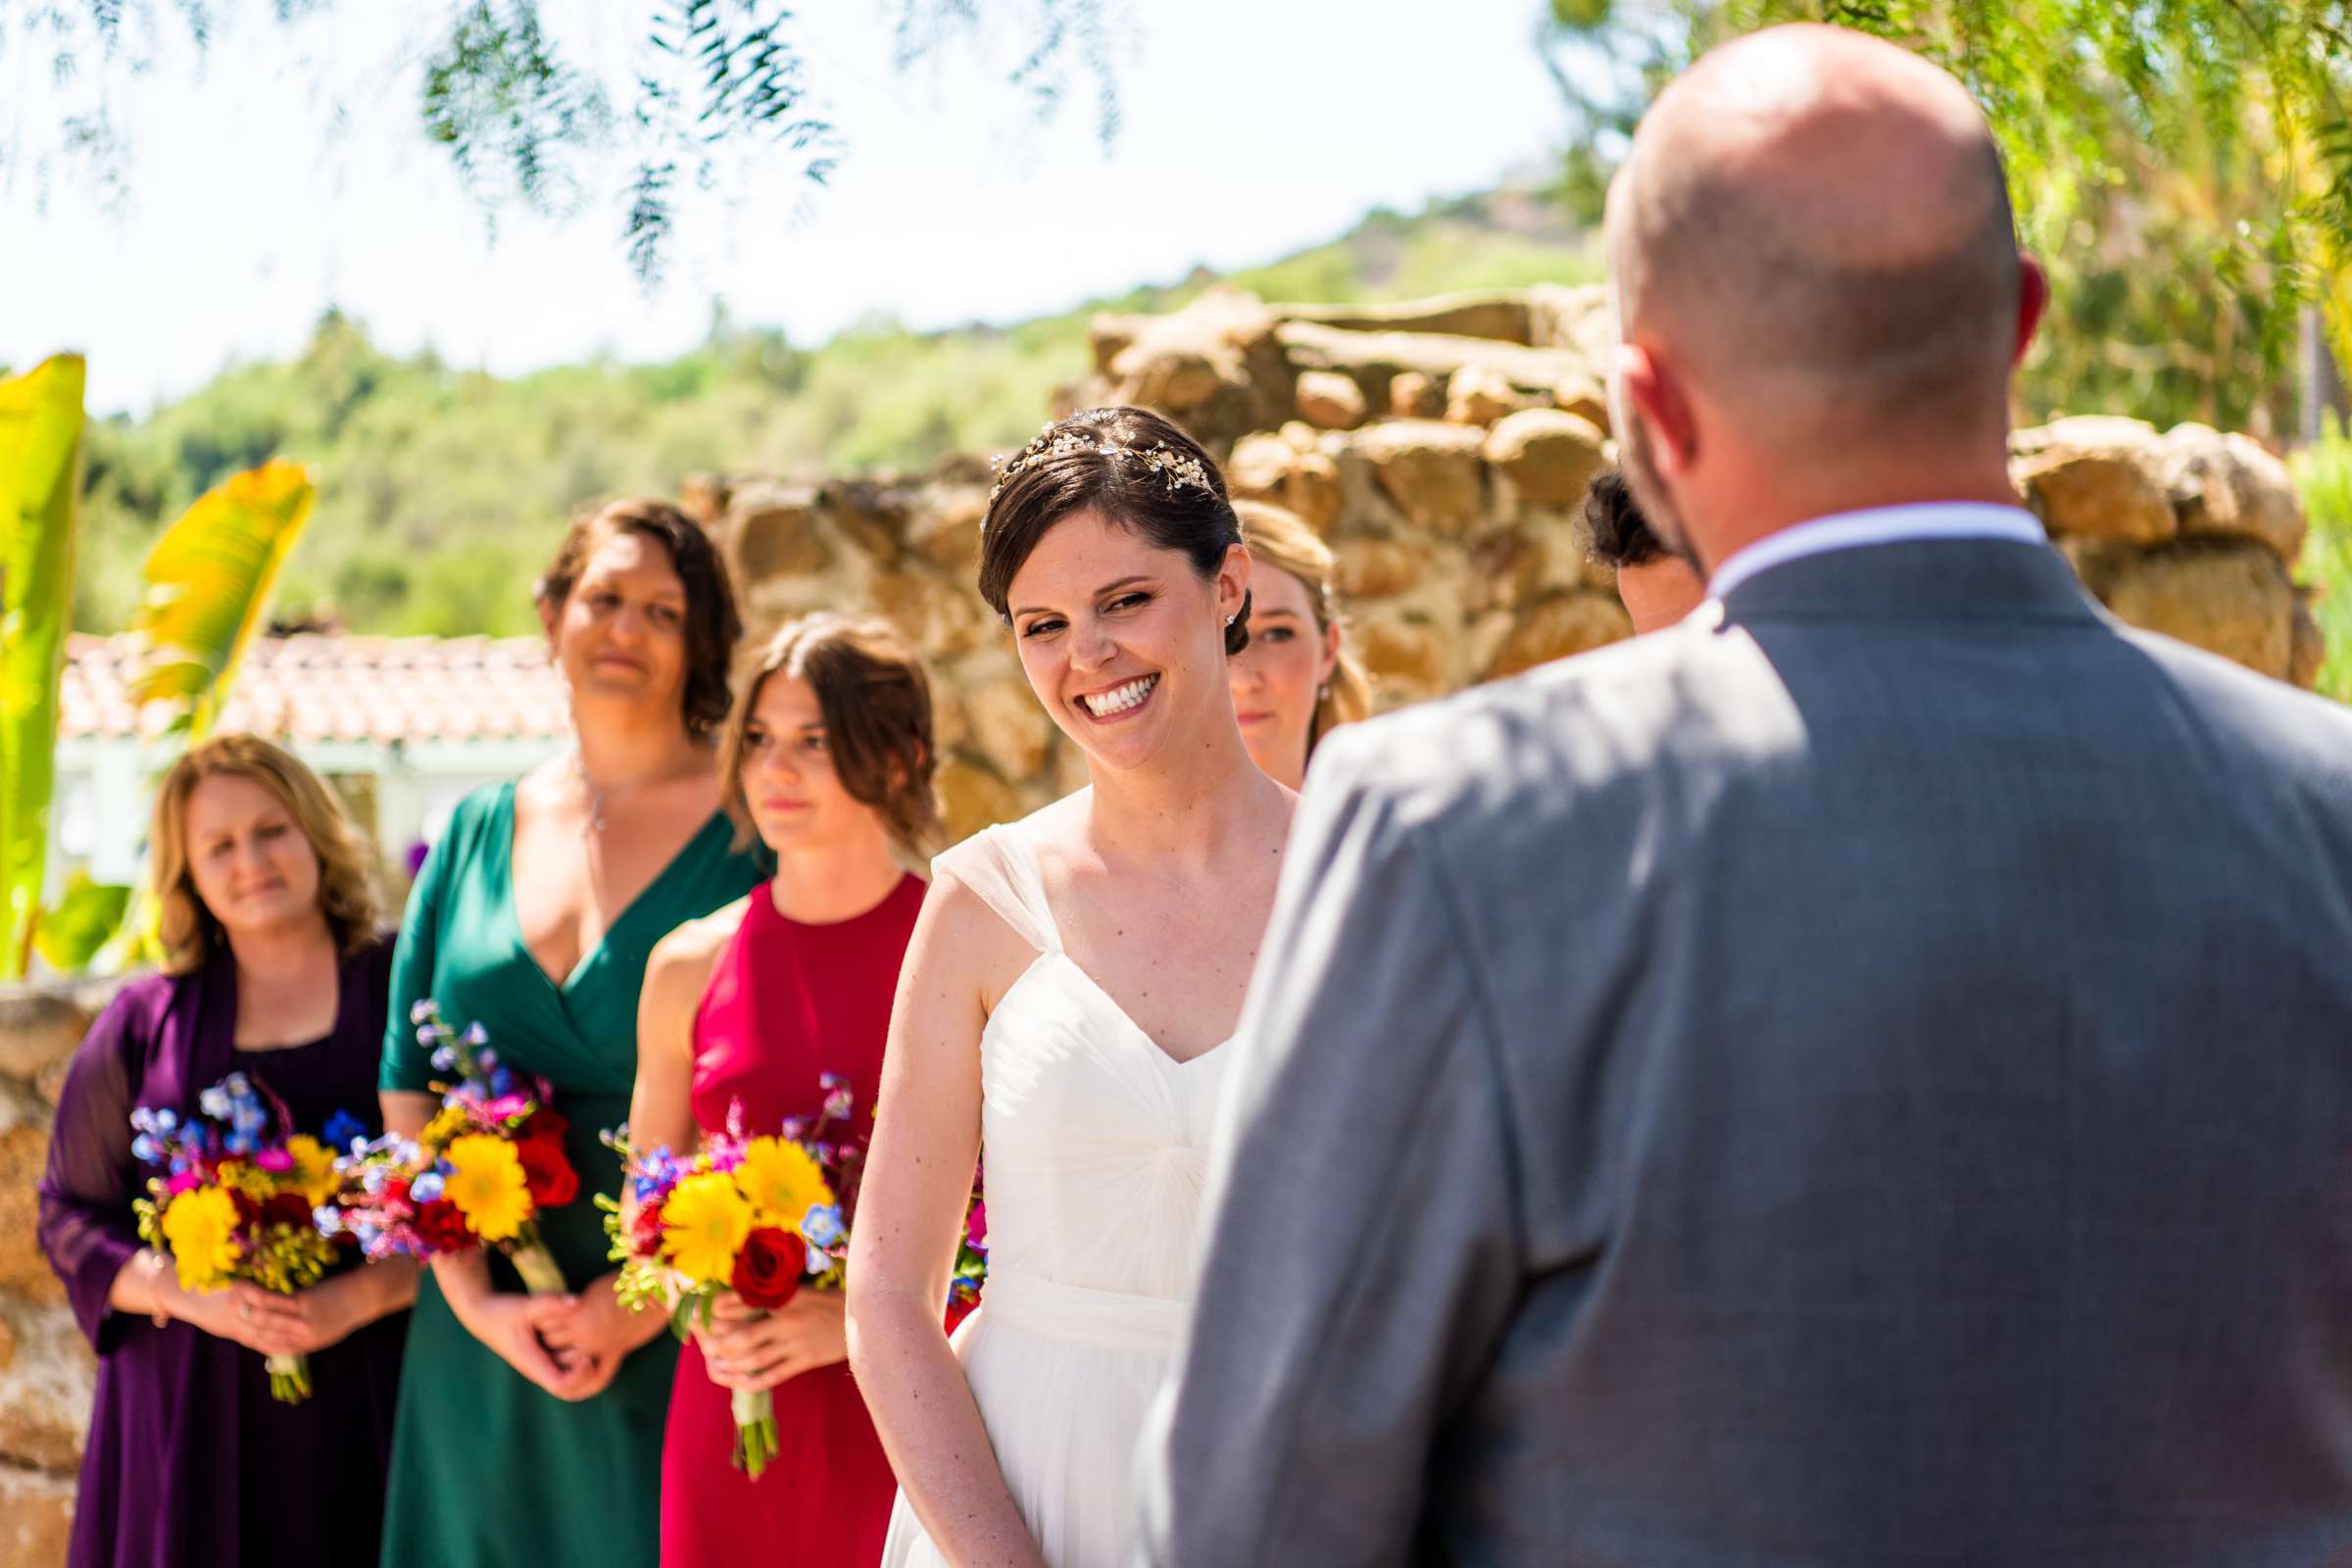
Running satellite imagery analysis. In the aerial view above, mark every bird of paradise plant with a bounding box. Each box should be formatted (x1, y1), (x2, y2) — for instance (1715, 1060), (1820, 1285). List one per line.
(0, 355), (87, 980)
(125, 458), (317, 742)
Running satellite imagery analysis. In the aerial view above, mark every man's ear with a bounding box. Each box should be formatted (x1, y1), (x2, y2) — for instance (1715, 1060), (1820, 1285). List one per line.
(2012, 256), (2049, 368)
(1615, 343), (1699, 479)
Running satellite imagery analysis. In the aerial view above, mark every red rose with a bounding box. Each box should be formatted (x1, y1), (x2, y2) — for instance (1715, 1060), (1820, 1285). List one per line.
(261, 1192), (315, 1231)
(628, 1200), (666, 1259)
(731, 1227), (806, 1311)
(413, 1199), (475, 1254)
(521, 1107), (569, 1144)
(516, 1137), (579, 1210)
(385, 1177), (412, 1210)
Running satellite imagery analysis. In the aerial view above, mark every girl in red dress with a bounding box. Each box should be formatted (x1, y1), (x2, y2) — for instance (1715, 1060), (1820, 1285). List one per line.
(629, 613), (941, 1567)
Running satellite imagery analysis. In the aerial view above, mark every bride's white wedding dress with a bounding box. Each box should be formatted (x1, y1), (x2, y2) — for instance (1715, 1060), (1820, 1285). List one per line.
(880, 817), (1232, 1568)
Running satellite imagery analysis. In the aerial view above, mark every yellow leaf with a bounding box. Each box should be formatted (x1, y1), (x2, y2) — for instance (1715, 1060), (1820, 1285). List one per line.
(127, 457), (317, 743)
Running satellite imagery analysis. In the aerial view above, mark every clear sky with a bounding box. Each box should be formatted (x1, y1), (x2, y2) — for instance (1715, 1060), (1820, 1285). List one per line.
(4, 2), (1571, 417)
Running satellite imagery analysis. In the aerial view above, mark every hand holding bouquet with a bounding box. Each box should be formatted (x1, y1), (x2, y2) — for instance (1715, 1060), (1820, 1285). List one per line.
(603, 1080), (862, 1479)
(321, 1002), (578, 1295)
(130, 1073), (346, 1401)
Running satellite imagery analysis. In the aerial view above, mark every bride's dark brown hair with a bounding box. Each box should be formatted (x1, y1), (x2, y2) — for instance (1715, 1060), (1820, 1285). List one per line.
(977, 407), (1251, 656)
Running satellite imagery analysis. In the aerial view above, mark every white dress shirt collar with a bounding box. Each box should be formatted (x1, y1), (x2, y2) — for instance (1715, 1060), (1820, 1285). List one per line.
(1706, 502), (2047, 602)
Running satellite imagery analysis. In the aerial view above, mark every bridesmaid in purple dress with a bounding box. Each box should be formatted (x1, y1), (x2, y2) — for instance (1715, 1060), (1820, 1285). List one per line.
(37, 735), (415, 1567)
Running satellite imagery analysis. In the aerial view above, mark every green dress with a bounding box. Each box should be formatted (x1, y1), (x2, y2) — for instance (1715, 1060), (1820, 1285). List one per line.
(378, 781), (764, 1568)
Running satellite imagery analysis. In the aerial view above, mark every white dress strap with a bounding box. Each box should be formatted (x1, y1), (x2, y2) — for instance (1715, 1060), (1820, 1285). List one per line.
(930, 820), (1062, 956)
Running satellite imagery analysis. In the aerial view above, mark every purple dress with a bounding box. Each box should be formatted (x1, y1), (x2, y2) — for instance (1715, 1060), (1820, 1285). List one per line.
(36, 940), (409, 1568)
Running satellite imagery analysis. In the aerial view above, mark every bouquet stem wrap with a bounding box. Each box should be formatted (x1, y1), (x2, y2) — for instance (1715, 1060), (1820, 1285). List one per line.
(512, 1228), (567, 1297)
(729, 1383), (778, 1479)
(265, 1350), (312, 1403)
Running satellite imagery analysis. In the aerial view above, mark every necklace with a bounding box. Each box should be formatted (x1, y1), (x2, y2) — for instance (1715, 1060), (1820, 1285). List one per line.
(568, 752), (682, 841)
(570, 754), (610, 837)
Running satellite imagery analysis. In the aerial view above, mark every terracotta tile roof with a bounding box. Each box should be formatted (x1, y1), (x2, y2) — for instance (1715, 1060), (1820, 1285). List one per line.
(61, 633), (571, 745)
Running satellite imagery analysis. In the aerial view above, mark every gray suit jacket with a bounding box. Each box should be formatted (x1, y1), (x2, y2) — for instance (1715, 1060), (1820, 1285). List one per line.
(1138, 538), (2352, 1566)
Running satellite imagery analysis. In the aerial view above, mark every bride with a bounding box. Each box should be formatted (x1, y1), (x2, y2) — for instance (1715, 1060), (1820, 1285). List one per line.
(848, 406), (1297, 1567)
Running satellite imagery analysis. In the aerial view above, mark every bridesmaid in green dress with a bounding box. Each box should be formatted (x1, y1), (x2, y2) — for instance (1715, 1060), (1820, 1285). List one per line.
(378, 499), (764, 1568)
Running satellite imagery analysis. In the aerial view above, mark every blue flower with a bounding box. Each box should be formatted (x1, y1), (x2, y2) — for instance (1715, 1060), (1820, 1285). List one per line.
(154, 1108), (178, 1132)
(321, 1109), (366, 1152)
(357, 1223), (383, 1250)
(198, 1086), (230, 1120)
(411, 1000), (435, 1026)
(430, 1047), (458, 1073)
(800, 1203), (845, 1250)
(313, 1206), (343, 1236)
(130, 1134), (160, 1165)
(462, 1022), (488, 1048)
(477, 1048), (498, 1070)
(411, 1172), (445, 1202)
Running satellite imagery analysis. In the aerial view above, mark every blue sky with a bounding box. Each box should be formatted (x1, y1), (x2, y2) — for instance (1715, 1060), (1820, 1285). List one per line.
(4, 3), (1572, 417)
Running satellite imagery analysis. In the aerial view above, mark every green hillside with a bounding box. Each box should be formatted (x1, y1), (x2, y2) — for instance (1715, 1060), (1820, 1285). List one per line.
(69, 190), (1602, 638)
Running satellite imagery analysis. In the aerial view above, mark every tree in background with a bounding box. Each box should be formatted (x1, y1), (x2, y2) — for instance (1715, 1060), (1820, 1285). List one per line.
(0, 0), (1118, 285)
(1539, 0), (2352, 439)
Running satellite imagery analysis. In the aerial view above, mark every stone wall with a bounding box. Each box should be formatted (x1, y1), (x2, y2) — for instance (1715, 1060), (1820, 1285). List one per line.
(0, 284), (2328, 1558)
(717, 285), (2326, 837)
(0, 990), (97, 1562)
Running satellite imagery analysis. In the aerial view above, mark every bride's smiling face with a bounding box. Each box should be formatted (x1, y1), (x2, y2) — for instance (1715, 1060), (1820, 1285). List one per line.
(1006, 508), (1249, 775)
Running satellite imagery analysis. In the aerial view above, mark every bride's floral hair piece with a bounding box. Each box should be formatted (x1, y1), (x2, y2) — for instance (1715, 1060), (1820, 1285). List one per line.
(987, 425), (1215, 513)
(977, 406), (1251, 657)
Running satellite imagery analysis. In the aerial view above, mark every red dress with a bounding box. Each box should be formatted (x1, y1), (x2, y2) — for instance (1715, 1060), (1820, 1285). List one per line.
(660, 875), (926, 1567)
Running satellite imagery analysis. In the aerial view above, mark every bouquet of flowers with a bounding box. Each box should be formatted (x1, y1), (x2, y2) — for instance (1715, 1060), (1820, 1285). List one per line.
(604, 1074), (990, 1478)
(129, 1072), (346, 1401)
(602, 1083), (847, 1480)
(319, 1002), (577, 1295)
(945, 1179), (988, 1335)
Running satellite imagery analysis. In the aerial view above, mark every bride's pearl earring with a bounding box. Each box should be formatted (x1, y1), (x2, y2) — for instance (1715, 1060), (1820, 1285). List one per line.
(1318, 683), (1331, 701)
(1225, 612), (1237, 626)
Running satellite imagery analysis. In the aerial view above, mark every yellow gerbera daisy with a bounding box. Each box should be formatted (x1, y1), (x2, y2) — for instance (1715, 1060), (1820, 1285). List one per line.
(443, 1135), (531, 1242)
(734, 1137), (834, 1231)
(662, 1171), (754, 1285)
(160, 1187), (242, 1293)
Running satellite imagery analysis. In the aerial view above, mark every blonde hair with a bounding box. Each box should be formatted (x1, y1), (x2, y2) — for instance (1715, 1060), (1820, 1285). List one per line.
(1233, 500), (1372, 759)
(149, 734), (382, 975)
(718, 613), (944, 862)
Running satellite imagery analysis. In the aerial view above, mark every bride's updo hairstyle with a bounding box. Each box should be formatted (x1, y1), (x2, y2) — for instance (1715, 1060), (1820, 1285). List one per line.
(978, 406), (1251, 656)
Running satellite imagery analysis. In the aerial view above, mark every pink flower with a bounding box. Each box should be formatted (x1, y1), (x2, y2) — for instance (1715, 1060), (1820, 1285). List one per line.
(965, 1200), (988, 1249)
(254, 1149), (295, 1173)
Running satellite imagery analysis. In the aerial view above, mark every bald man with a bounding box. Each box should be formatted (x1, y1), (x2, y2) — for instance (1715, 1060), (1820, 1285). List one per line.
(1141, 24), (2352, 1566)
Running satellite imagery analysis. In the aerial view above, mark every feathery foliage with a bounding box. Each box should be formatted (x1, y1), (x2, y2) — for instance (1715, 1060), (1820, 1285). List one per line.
(0, 0), (1113, 283)
(1541, 0), (2352, 435)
